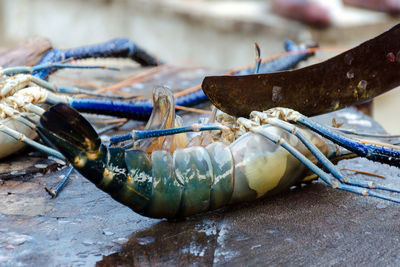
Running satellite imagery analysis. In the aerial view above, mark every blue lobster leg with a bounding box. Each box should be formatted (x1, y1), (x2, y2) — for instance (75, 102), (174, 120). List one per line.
(234, 39), (313, 75)
(43, 166), (74, 198)
(329, 127), (400, 139)
(33, 38), (160, 80)
(66, 98), (154, 121)
(110, 123), (225, 144)
(253, 116), (400, 194)
(2, 63), (118, 75)
(67, 40), (314, 121)
(254, 43), (262, 74)
(291, 112), (400, 167)
(251, 127), (400, 204)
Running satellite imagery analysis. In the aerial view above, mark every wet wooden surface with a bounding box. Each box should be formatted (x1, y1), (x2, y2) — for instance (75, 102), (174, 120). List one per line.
(1, 62), (400, 266)
(0, 37), (52, 67)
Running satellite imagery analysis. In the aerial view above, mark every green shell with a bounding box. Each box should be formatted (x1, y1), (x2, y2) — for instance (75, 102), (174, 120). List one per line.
(123, 149), (153, 214)
(146, 150), (183, 218)
(173, 146), (213, 217)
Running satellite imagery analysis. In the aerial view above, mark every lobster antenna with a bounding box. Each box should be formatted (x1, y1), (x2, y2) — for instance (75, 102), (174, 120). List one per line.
(1, 62), (119, 75)
(254, 42), (261, 74)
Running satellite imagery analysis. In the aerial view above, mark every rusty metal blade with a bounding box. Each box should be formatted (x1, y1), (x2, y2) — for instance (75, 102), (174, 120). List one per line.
(202, 23), (400, 117)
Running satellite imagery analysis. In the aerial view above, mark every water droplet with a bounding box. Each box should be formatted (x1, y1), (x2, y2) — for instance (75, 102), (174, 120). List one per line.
(344, 53), (353, 65)
(326, 243), (336, 249)
(77, 252), (88, 258)
(102, 229), (114, 236)
(82, 240), (94, 246)
(284, 237), (294, 242)
(376, 202), (388, 209)
(34, 164), (48, 169)
(0, 256), (10, 263)
(113, 237), (128, 245)
(271, 86), (283, 102)
(136, 236), (155, 245)
(346, 71), (354, 79)
(334, 232), (344, 239)
(357, 80), (368, 91)
(7, 233), (32, 246)
(387, 52), (395, 62)
(92, 252), (103, 257)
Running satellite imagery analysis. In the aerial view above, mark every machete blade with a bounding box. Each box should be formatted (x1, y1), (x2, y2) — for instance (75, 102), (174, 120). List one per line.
(202, 23), (400, 117)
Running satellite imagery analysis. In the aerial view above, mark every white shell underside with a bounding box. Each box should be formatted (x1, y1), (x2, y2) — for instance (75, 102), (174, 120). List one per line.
(0, 114), (38, 158)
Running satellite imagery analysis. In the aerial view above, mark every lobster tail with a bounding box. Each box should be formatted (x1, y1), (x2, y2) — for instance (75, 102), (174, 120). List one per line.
(38, 103), (108, 185)
(39, 103), (101, 152)
(38, 104), (153, 214)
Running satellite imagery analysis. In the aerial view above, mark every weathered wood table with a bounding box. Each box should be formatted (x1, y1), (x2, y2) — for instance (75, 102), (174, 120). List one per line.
(0, 61), (399, 266)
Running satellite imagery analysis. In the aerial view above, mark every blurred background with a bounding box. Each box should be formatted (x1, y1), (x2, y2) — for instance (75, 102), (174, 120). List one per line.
(0, 0), (399, 132)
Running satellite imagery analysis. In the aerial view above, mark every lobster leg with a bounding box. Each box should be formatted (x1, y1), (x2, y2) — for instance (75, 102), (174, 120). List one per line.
(110, 123), (224, 144)
(33, 38), (160, 80)
(269, 108), (400, 167)
(0, 113), (73, 198)
(243, 114), (400, 194)
(250, 126), (400, 203)
(0, 118), (65, 160)
(233, 39), (314, 75)
(1, 62), (118, 75)
(58, 40), (315, 121)
(43, 166), (74, 198)
(0, 116), (73, 196)
(12, 40), (313, 123)
(2, 114), (74, 197)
